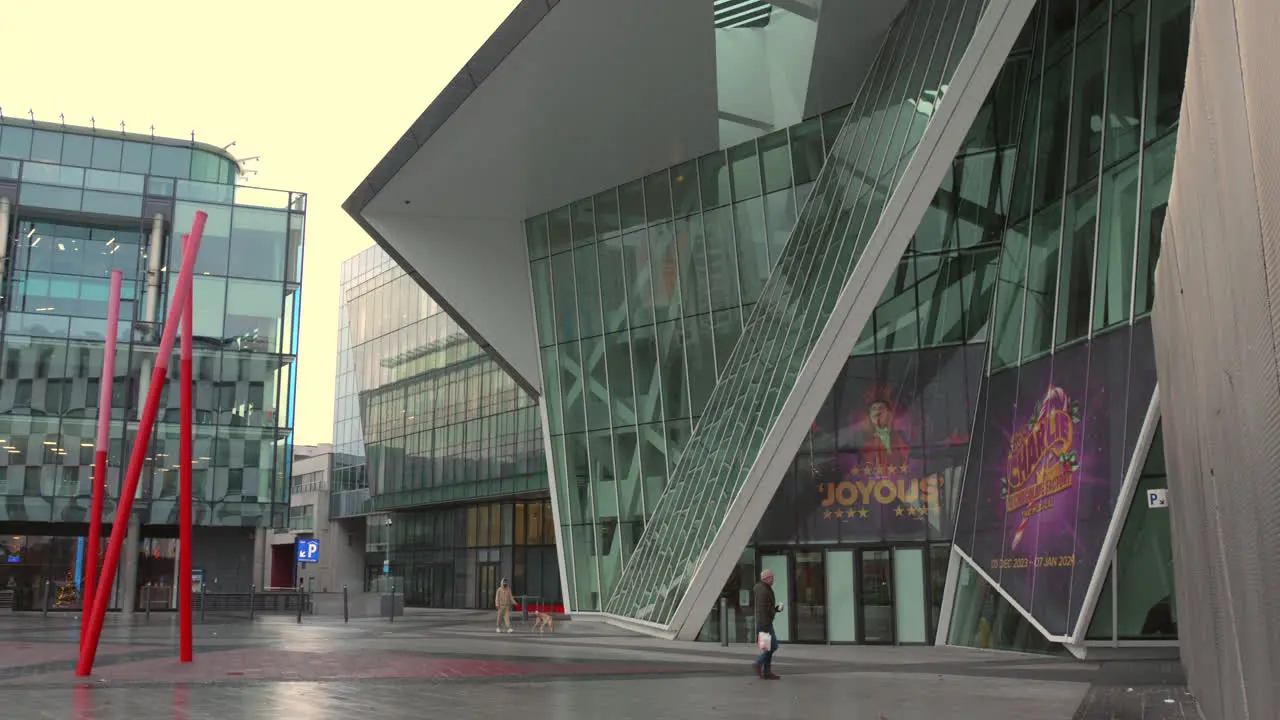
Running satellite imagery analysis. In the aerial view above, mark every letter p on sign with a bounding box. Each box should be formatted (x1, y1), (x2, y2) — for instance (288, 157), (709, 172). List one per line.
(1147, 489), (1169, 509)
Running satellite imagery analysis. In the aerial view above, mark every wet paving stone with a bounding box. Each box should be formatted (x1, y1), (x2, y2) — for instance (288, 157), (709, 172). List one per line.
(0, 611), (1195, 719)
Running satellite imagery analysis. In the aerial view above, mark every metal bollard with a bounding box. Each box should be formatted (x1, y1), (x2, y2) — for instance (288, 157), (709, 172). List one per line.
(249, 584), (256, 621)
(41, 580), (50, 618)
(296, 584), (303, 624)
(389, 584), (395, 623)
(342, 585), (349, 623)
(199, 583), (206, 625)
(145, 585), (151, 623)
(719, 596), (728, 647)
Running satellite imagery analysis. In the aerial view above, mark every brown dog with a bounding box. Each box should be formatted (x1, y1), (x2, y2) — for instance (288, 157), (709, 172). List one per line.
(531, 611), (555, 633)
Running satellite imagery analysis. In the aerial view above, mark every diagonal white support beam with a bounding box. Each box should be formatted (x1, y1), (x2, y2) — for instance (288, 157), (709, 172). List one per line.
(601, 0), (1036, 641)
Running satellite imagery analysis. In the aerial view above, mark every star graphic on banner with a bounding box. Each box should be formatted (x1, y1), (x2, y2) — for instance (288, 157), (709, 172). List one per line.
(863, 464), (874, 476)
(857, 508), (870, 519)
(850, 465), (860, 476)
(823, 510), (832, 519)
(894, 506), (905, 517)
(899, 463), (909, 474)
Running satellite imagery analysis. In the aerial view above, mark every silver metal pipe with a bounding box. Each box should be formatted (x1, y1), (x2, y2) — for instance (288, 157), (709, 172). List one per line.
(144, 212), (164, 325)
(0, 197), (11, 271)
(138, 213), (165, 409)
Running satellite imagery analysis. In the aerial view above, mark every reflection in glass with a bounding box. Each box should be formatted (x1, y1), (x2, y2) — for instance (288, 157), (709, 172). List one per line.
(574, 244), (603, 338)
(229, 207), (288, 280)
(949, 557), (1062, 654)
(859, 549), (893, 644)
(793, 551), (826, 643)
(1055, 181), (1098, 347)
(548, 205), (572, 255)
(1093, 156), (1139, 331)
(1022, 202), (1061, 359)
(1145, 0), (1191, 142)
(1087, 425), (1177, 640)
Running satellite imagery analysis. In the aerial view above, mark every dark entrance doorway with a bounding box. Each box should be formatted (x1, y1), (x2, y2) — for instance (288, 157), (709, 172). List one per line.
(857, 547), (895, 644)
(476, 562), (499, 609)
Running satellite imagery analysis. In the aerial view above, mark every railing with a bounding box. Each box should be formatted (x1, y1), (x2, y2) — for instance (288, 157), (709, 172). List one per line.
(330, 488), (372, 518)
(195, 590), (311, 614)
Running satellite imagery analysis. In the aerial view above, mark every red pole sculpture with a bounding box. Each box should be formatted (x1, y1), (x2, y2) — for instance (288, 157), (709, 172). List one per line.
(76, 211), (206, 677)
(179, 234), (194, 663)
(82, 270), (123, 649)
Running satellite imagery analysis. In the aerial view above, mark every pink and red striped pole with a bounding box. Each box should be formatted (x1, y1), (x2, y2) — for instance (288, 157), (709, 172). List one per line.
(179, 234), (194, 663)
(82, 269), (123, 649)
(77, 211), (206, 677)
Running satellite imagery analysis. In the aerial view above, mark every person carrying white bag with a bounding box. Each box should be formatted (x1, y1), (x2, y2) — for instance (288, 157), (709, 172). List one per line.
(752, 569), (783, 680)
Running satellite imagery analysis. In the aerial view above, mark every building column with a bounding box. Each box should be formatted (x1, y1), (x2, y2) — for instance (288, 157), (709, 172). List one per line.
(120, 515), (141, 614)
(253, 527), (267, 589)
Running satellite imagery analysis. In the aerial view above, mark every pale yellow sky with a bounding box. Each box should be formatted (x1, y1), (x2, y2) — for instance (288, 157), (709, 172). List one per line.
(3, 0), (521, 445)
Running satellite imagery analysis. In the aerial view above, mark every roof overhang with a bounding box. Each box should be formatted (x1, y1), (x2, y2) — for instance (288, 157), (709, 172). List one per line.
(345, 0), (905, 393)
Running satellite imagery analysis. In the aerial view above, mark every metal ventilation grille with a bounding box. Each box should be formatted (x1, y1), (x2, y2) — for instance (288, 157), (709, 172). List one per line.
(714, 0), (772, 28)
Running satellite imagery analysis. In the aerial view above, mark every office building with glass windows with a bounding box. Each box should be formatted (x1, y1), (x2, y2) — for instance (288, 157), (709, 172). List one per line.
(329, 246), (559, 610)
(347, 0), (1233, 690)
(0, 119), (305, 613)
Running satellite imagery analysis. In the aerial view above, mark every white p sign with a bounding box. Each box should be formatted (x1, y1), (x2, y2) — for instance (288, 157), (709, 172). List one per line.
(1147, 489), (1169, 509)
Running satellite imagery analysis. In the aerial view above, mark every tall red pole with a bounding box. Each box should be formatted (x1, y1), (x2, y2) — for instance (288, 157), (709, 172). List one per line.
(179, 234), (194, 663)
(82, 269), (123, 649)
(76, 211), (206, 677)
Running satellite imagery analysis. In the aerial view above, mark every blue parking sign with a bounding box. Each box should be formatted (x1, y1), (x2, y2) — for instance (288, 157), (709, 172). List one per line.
(296, 538), (320, 564)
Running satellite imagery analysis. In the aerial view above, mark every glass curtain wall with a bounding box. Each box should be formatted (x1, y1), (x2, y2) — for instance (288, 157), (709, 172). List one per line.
(0, 121), (239, 184)
(362, 357), (544, 510)
(528, 0), (1027, 613)
(388, 499), (561, 610)
(329, 246), (548, 516)
(0, 124), (303, 529)
(330, 249), (378, 518)
(987, 0), (1187, 370)
(695, 41), (1035, 642)
(949, 0), (1189, 645)
(605, 0), (1003, 625)
(528, 105), (857, 611)
(527, 108), (849, 612)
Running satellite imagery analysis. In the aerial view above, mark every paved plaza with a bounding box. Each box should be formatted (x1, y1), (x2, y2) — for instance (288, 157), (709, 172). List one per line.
(0, 610), (1197, 719)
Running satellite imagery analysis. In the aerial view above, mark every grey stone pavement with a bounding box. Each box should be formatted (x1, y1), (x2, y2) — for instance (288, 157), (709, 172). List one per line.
(0, 609), (1200, 719)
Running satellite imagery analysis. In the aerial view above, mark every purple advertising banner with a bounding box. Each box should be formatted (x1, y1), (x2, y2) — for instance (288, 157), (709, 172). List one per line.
(955, 322), (1156, 637)
(756, 344), (983, 545)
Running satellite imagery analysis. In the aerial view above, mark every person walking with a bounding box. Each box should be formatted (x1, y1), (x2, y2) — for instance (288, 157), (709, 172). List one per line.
(495, 578), (515, 633)
(752, 569), (783, 680)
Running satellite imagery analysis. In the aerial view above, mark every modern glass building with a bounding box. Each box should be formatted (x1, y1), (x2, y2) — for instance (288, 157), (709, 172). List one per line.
(329, 246), (560, 609)
(348, 0), (1201, 666)
(0, 119), (305, 612)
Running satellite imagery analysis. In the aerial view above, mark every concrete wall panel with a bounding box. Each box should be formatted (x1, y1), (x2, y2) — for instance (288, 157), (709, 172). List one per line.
(1151, 1), (1280, 717)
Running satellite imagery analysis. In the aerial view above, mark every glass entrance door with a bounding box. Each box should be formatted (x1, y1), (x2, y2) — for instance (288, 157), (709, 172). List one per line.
(793, 551), (826, 643)
(407, 566), (430, 607)
(430, 564), (452, 608)
(477, 563), (499, 609)
(857, 548), (895, 644)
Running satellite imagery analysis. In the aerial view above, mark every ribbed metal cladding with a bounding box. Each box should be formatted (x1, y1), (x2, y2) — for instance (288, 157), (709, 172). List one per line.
(1150, 1), (1280, 718)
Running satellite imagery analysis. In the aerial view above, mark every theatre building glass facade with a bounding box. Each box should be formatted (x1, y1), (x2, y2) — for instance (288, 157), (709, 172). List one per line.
(523, 0), (1185, 648)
